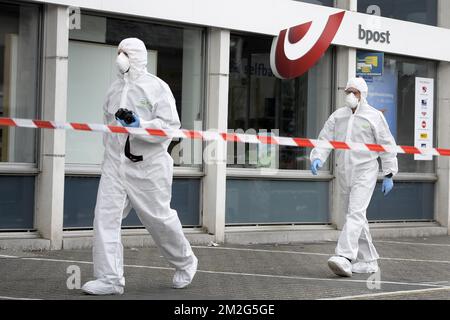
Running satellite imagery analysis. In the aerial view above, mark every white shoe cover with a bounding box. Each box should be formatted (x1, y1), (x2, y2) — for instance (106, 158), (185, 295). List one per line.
(81, 279), (124, 295)
(172, 256), (198, 289)
(328, 256), (352, 277)
(352, 260), (379, 274)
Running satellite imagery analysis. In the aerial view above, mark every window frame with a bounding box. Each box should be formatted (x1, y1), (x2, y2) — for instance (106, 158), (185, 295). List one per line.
(227, 31), (336, 176)
(377, 52), (438, 176)
(65, 10), (207, 175)
(0, 0), (43, 169)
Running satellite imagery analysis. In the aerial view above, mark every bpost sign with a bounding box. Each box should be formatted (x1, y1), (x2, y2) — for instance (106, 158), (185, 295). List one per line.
(271, 10), (396, 79)
(32, 0), (450, 63)
(358, 24), (391, 45)
(270, 11), (345, 79)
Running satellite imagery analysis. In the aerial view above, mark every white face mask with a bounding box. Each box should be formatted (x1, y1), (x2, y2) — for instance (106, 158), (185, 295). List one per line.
(116, 52), (130, 74)
(345, 93), (359, 109)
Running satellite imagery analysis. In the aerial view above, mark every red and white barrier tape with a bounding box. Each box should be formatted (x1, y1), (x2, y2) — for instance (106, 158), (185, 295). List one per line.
(1, 117), (449, 157)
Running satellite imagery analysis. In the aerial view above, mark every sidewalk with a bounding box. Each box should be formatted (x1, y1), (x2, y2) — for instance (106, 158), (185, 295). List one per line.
(0, 236), (449, 300)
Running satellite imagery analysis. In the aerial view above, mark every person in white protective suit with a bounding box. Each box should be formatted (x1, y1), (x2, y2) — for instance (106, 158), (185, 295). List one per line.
(310, 77), (398, 277)
(81, 38), (198, 295)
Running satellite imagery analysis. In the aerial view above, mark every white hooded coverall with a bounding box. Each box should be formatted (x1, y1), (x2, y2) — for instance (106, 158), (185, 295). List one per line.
(310, 77), (398, 263)
(93, 38), (195, 286)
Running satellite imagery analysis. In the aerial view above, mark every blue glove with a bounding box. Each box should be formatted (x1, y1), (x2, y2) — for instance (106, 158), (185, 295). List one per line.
(381, 177), (394, 196)
(117, 112), (140, 128)
(311, 159), (323, 176)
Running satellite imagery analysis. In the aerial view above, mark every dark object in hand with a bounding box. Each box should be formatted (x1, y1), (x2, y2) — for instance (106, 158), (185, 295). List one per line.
(115, 108), (135, 125)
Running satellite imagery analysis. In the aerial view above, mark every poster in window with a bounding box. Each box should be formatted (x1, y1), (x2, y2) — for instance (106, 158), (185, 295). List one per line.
(414, 77), (434, 161)
(365, 66), (397, 139)
(356, 51), (384, 77)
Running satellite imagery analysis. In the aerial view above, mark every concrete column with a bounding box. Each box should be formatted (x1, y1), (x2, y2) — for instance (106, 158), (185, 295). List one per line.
(202, 28), (230, 243)
(436, 0), (450, 234)
(36, 5), (68, 250)
(330, 0), (356, 229)
(336, 0), (357, 12)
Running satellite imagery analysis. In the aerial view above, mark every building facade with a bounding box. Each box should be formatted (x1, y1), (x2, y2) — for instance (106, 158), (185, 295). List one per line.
(0, 0), (449, 250)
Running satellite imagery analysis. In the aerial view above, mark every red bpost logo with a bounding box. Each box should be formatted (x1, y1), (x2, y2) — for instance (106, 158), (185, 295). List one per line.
(270, 11), (345, 79)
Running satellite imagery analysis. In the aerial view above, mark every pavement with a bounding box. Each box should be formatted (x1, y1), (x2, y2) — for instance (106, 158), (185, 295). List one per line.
(0, 236), (449, 300)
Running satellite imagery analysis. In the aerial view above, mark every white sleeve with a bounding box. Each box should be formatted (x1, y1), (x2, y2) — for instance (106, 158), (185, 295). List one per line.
(375, 113), (398, 176)
(102, 97), (109, 147)
(131, 89), (181, 144)
(309, 112), (336, 164)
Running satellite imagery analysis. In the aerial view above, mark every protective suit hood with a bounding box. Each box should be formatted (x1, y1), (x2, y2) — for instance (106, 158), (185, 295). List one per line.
(345, 77), (368, 99)
(118, 38), (147, 79)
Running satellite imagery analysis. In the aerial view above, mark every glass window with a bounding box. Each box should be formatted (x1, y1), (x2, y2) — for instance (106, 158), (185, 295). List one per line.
(368, 182), (434, 221)
(357, 0), (437, 26)
(292, 0), (335, 7)
(0, 2), (40, 163)
(67, 14), (204, 167)
(358, 50), (437, 173)
(228, 34), (333, 170)
(63, 176), (201, 228)
(226, 179), (329, 224)
(0, 176), (35, 230)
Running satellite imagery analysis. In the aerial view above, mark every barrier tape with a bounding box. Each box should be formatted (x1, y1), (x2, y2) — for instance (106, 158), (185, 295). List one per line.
(0, 117), (449, 157)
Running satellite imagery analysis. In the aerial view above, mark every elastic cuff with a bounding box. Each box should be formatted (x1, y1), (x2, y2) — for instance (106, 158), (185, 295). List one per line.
(339, 255), (352, 263)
